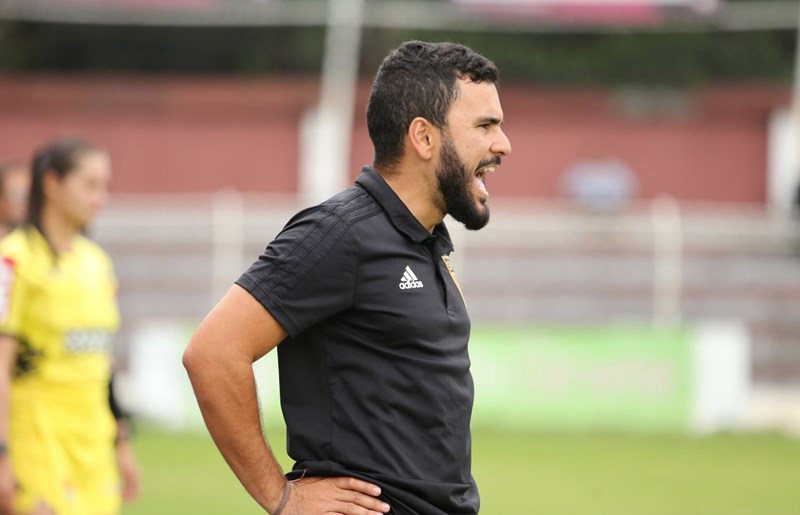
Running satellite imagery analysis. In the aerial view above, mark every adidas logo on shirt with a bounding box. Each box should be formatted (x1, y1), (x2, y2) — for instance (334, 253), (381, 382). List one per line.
(399, 265), (424, 290)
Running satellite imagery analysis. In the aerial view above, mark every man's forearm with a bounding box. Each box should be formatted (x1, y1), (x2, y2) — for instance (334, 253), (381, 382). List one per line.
(184, 354), (286, 512)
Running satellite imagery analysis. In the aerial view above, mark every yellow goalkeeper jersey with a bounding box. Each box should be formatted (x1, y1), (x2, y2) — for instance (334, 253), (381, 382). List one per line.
(0, 226), (122, 514)
(0, 226), (120, 385)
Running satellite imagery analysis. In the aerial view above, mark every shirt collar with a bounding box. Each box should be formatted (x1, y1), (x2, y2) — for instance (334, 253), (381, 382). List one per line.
(355, 166), (453, 252)
(24, 224), (77, 259)
(25, 224), (50, 250)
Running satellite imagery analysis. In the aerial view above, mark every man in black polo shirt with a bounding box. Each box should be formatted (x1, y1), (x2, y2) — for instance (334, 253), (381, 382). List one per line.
(183, 40), (511, 515)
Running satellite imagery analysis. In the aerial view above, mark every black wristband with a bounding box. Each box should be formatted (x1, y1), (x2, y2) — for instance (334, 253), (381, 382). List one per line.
(0, 442), (7, 456)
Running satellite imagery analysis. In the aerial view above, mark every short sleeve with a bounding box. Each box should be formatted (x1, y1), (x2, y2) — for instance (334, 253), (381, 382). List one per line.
(100, 249), (122, 331)
(0, 256), (25, 336)
(105, 253), (119, 293)
(236, 207), (359, 338)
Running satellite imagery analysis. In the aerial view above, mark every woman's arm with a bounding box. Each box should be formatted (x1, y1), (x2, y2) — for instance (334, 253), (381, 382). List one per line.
(0, 335), (17, 515)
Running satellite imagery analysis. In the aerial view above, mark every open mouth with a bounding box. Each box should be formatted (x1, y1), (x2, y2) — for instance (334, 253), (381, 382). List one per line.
(474, 165), (496, 196)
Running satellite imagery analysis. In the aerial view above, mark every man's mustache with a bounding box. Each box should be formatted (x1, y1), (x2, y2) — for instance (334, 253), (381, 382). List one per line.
(476, 156), (501, 171)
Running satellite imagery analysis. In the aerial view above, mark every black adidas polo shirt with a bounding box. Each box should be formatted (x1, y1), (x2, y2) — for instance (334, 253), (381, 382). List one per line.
(236, 166), (478, 515)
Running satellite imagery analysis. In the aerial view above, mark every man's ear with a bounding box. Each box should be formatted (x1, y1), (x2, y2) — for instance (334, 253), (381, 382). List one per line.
(406, 117), (439, 161)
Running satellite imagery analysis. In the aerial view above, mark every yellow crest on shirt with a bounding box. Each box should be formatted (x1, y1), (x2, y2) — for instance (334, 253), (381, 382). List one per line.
(441, 255), (466, 305)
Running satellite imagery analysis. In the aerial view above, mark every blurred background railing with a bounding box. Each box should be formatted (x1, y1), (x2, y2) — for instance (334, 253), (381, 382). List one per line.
(93, 194), (800, 430)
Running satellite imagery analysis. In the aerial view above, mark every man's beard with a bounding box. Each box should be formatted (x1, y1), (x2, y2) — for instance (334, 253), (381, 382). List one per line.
(436, 136), (491, 231)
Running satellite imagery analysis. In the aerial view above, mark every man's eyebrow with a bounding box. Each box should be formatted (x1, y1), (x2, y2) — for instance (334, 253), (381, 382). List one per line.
(476, 116), (503, 126)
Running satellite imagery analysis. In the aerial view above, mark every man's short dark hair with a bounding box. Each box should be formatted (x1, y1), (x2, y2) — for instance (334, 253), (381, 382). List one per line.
(366, 41), (499, 169)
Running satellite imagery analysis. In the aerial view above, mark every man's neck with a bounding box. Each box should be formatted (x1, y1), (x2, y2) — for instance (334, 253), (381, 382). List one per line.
(376, 165), (444, 233)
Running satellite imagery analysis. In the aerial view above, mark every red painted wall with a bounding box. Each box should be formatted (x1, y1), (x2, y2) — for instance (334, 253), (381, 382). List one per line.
(0, 75), (788, 203)
(0, 76), (317, 194)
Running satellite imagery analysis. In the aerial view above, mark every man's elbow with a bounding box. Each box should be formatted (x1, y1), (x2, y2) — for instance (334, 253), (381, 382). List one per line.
(182, 338), (206, 377)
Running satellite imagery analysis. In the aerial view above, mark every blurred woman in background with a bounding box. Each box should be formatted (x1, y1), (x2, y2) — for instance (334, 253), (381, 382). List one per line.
(0, 138), (139, 515)
(0, 161), (30, 239)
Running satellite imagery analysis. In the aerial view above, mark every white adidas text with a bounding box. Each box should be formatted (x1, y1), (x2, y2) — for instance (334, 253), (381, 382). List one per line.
(399, 265), (424, 290)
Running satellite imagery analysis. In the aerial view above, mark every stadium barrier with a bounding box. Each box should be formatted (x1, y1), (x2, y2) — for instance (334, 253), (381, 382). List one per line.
(96, 192), (800, 435)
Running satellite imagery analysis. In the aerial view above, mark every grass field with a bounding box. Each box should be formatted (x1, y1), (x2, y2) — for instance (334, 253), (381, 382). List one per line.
(122, 427), (800, 515)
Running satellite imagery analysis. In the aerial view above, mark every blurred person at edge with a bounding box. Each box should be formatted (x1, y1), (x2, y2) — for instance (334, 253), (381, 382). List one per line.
(0, 162), (30, 238)
(0, 138), (140, 515)
(184, 41), (510, 515)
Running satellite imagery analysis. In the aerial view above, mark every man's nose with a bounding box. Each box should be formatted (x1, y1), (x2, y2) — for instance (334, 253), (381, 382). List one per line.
(493, 129), (511, 157)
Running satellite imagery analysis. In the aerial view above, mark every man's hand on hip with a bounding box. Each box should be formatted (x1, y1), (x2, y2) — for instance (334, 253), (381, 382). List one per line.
(278, 476), (390, 515)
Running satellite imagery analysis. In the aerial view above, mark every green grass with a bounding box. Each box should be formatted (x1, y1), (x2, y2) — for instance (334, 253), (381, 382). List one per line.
(122, 428), (800, 515)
